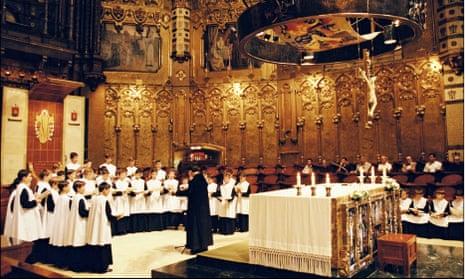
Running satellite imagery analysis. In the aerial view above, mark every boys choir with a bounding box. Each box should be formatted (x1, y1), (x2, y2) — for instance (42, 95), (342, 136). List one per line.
(3, 155), (253, 273)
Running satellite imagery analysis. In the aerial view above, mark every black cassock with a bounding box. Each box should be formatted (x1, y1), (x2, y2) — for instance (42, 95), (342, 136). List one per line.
(185, 172), (213, 253)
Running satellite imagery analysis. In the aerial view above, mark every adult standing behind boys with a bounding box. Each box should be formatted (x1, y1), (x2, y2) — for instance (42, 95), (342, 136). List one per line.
(183, 165), (213, 254)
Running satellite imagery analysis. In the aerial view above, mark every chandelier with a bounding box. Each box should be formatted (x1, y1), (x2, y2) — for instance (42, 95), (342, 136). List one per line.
(237, 0), (426, 65)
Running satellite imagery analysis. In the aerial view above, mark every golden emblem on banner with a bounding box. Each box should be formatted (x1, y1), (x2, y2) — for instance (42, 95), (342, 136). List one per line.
(34, 109), (55, 143)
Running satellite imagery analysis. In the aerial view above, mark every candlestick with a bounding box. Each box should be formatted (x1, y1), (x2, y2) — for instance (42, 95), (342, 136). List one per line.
(371, 166), (375, 177)
(326, 173), (330, 184)
(311, 172), (316, 186)
(296, 172), (301, 186)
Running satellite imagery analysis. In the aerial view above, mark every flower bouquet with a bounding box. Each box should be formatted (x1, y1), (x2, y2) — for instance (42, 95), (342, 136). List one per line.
(383, 177), (400, 192)
(350, 189), (369, 201)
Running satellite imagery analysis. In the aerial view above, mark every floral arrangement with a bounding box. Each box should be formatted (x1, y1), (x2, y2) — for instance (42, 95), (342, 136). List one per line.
(350, 189), (369, 201)
(383, 177), (400, 191)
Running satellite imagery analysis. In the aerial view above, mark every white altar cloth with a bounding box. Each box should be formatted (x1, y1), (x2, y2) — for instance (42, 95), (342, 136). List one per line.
(249, 183), (385, 276)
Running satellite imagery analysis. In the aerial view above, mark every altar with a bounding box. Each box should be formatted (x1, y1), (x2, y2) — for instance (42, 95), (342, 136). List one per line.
(249, 183), (401, 277)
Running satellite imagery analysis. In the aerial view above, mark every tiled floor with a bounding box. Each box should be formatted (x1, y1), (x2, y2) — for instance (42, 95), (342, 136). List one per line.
(2, 230), (463, 278)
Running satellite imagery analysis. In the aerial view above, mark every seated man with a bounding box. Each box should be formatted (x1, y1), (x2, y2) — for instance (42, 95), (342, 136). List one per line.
(423, 153), (443, 173)
(401, 155), (417, 174)
(377, 155), (392, 175)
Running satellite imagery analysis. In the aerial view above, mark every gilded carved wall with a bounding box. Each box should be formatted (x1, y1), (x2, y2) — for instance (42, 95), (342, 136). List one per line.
(98, 59), (446, 168)
(88, 0), (458, 169)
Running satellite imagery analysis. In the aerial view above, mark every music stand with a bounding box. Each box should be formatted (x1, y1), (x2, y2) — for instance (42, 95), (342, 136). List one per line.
(174, 244), (187, 254)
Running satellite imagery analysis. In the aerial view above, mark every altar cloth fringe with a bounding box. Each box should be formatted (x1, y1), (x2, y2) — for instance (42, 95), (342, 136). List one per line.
(249, 245), (331, 277)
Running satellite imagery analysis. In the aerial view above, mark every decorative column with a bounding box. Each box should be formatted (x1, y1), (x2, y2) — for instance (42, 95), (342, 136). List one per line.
(315, 115), (323, 160)
(296, 116), (305, 153)
(222, 121), (229, 165)
(333, 113), (341, 160)
(240, 121), (246, 164)
(151, 124), (158, 164)
(393, 107), (403, 161)
(257, 120), (264, 164)
(416, 105), (426, 160)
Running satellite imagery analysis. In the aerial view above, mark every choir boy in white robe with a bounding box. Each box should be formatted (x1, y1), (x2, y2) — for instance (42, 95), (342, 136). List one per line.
(34, 169), (53, 263)
(7, 169), (43, 264)
(214, 168), (237, 235)
(3, 185), (17, 246)
(111, 168), (131, 235)
(448, 188), (463, 240)
(128, 168), (147, 232)
(399, 188), (412, 234)
(66, 180), (90, 271)
(126, 157), (138, 178)
(235, 172), (251, 232)
(207, 175), (219, 233)
(80, 167), (98, 204)
(429, 188), (450, 239)
(163, 169), (180, 228)
(145, 169), (166, 231)
(85, 182), (122, 273)
(405, 188), (430, 237)
(175, 176), (189, 229)
(99, 154), (117, 178)
(48, 180), (72, 268)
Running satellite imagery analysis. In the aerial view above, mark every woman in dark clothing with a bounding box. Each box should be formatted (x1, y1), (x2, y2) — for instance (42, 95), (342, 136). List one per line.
(184, 166), (213, 254)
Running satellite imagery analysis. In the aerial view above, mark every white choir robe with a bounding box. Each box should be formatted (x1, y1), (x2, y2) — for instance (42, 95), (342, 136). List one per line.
(128, 178), (146, 214)
(163, 179), (181, 213)
(399, 197), (412, 222)
(66, 194), (89, 247)
(235, 181), (250, 215)
(10, 183), (42, 243)
(111, 178), (130, 217)
(35, 181), (52, 239)
(3, 190), (18, 245)
(218, 179), (237, 219)
(146, 179), (165, 214)
(448, 199), (464, 240)
(208, 182), (219, 216)
(44, 188), (59, 240)
(49, 193), (72, 247)
(429, 198), (449, 228)
(86, 194), (113, 246)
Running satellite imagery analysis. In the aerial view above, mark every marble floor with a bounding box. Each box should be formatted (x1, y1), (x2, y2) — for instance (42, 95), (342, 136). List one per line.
(2, 230), (463, 278)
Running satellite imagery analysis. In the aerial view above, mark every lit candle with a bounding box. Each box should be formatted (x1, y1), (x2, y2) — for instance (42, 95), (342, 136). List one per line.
(311, 172), (316, 186)
(371, 166), (375, 177)
(296, 172), (301, 186)
(326, 173), (330, 184)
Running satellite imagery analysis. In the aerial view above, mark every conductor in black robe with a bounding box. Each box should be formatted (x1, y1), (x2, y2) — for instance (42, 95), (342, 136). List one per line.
(184, 165), (213, 254)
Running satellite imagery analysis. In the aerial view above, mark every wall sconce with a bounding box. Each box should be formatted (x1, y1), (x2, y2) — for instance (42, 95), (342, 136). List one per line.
(4, 70), (11, 80)
(383, 24), (397, 45)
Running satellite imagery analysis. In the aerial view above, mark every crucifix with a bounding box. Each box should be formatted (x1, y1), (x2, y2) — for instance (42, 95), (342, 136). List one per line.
(359, 49), (377, 129)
